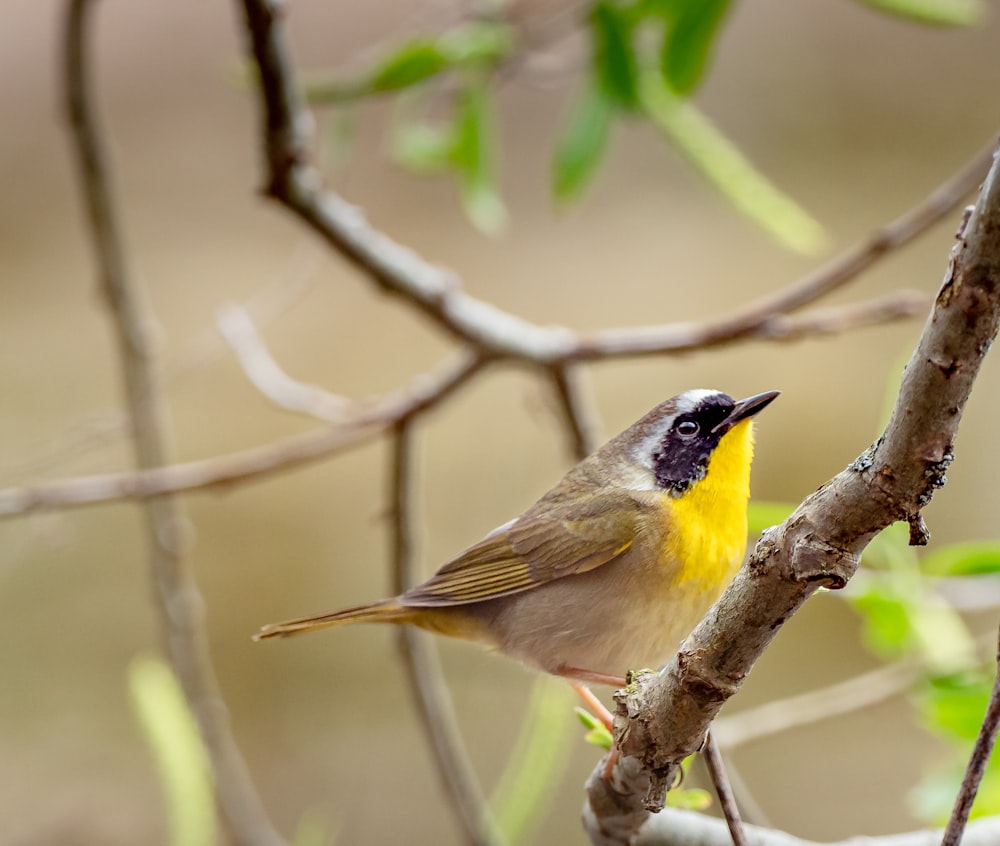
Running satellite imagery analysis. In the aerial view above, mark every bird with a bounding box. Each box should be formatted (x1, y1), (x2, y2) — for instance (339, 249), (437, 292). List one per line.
(255, 388), (778, 689)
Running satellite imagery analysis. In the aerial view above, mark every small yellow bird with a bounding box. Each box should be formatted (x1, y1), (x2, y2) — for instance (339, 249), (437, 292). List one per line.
(255, 389), (778, 687)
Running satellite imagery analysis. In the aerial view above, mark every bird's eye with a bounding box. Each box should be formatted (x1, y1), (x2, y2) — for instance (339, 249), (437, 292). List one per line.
(676, 419), (699, 437)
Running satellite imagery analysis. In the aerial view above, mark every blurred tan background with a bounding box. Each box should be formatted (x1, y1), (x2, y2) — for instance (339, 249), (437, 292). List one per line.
(3, 0), (1000, 843)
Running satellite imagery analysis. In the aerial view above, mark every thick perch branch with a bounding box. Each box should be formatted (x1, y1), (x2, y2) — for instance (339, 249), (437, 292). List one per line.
(584, 143), (1000, 842)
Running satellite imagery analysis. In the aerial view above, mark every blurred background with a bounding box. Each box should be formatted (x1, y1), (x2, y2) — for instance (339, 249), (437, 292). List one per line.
(2, 0), (1000, 843)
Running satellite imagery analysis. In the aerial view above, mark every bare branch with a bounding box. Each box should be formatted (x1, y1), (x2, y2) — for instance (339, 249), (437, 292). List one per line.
(576, 141), (993, 360)
(63, 3), (284, 844)
(702, 732), (748, 846)
(389, 423), (508, 846)
(940, 626), (1000, 846)
(549, 364), (601, 459)
(712, 660), (919, 750)
(217, 303), (351, 422)
(0, 350), (486, 516)
(631, 806), (1000, 846)
(237, 0), (984, 370)
(584, 143), (1000, 840)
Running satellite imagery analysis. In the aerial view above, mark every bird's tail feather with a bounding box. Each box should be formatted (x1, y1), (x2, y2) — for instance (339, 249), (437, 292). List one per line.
(253, 599), (406, 640)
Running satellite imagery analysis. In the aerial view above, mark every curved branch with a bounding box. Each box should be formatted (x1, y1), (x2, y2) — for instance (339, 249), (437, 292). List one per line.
(237, 0), (987, 368)
(584, 144), (1000, 840)
(0, 349), (486, 516)
(389, 421), (507, 846)
(63, 2), (284, 844)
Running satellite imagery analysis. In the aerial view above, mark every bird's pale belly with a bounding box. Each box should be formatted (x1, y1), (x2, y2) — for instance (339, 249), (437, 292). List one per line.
(451, 542), (743, 680)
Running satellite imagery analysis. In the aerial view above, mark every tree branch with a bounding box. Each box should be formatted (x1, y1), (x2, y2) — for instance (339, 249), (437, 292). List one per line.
(940, 625), (1000, 846)
(584, 143), (1000, 842)
(389, 421), (508, 846)
(0, 349), (486, 516)
(63, 3), (284, 844)
(711, 660), (919, 750)
(237, 0), (984, 369)
(630, 806), (1000, 846)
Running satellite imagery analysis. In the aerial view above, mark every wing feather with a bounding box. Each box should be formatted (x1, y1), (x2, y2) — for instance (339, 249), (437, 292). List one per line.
(401, 490), (650, 608)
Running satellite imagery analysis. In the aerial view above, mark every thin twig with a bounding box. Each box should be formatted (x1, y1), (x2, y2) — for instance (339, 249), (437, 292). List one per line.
(217, 303), (351, 422)
(63, 3), (284, 844)
(389, 422), (508, 846)
(702, 732), (748, 846)
(712, 659), (920, 749)
(550, 363), (601, 459)
(0, 241), (323, 481)
(0, 349), (487, 516)
(239, 0), (987, 369)
(940, 625), (1000, 846)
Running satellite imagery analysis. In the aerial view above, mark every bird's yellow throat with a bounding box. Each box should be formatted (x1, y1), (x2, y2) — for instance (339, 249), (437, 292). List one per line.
(665, 418), (755, 585)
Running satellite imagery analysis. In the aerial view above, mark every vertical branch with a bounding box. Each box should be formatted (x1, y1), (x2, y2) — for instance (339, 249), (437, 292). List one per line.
(62, 3), (284, 845)
(702, 733), (748, 846)
(389, 421), (508, 846)
(940, 625), (1000, 846)
(550, 364), (601, 459)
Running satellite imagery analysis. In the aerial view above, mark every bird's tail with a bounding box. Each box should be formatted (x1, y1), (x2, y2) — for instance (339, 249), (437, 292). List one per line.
(253, 599), (407, 640)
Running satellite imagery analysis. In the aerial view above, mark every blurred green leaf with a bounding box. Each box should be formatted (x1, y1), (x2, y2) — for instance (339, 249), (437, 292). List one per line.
(489, 677), (576, 842)
(451, 76), (507, 233)
(910, 764), (969, 824)
(575, 706), (615, 749)
(661, 0), (732, 94)
(393, 121), (455, 174)
(922, 542), (1000, 576)
(591, 2), (640, 109)
(851, 587), (914, 658)
(304, 23), (514, 106)
(852, 0), (984, 27)
(665, 787), (713, 810)
(129, 656), (216, 846)
(908, 599), (978, 674)
(919, 672), (994, 741)
(292, 808), (337, 846)
(638, 71), (827, 254)
(913, 671), (1000, 824)
(552, 82), (616, 201)
(438, 22), (516, 65)
(746, 500), (795, 535)
(370, 41), (449, 93)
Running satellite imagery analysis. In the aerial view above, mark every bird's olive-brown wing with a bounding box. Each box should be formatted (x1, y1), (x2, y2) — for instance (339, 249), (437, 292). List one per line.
(400, 490), (652, 607)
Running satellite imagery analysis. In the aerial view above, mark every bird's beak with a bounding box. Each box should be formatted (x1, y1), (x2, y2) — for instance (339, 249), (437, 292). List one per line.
(712, 390), (780, 435)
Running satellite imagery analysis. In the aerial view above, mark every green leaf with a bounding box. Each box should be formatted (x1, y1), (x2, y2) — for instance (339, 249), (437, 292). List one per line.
(552, 82), (615, 201)
(665, 787), (712, 810)
(371, 41), (449, 93)
(292, 809), (337, 846)
(392, 121), (454, 174)
(489, 677), (577, 843)
(746, 501), (795, 535)
(574, 706), (615, 749)
(852, 0), (984, 27)
(661, 0), (732, 94)
(451, 77), (507, 233)
(438, 22), (516, 66)
(850, 588), (914, 658)
(638, 71), (827, 254)
(129, 656), (216, 846)
(922, 541), (1000, 576)
(591, 2), (639, 109)
(918, 672), (995, 742)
